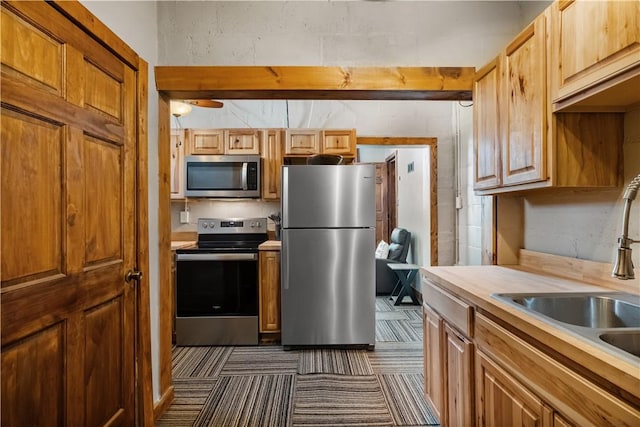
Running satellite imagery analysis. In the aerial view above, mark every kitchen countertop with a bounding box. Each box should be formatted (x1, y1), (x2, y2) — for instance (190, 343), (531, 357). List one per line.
(421, 265), (640, 400)
(259, 240), (281, 250)
(171, 241), (196, 250)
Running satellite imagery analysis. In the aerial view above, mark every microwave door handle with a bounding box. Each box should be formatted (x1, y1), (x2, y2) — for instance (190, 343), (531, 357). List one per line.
(241, 162), (248, 190)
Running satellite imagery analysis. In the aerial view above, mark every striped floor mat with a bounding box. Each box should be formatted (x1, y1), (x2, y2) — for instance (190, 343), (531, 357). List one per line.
(368, 345), (424, 374)
(155, 378), (217, 427)
(376, 319), (422, 343)
(172, 346), (233, 378)
(221, 346), (300, 376)
(298, 348), (373, 375)
(378, 374), (439, 425)
(292, 374), (393, 426)
(193, 374), (295, 427)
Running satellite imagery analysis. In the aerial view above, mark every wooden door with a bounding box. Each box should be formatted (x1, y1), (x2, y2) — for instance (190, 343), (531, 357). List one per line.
(386, 154), (397, 241)
(1, 2), (137, 425)
(171, 129), (185, 199)
(476, 350), (553, 427)
(374, 163), (388, 245)
(423, 305), (443, 422)
(502, 15), (547, 186)
(473, 57), (501, 190)
(444, 323), (474, 427)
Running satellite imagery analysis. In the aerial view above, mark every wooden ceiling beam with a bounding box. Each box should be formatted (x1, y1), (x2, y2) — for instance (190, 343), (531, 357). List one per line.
(357, 137), (437, 146)
(155, 66), (474, 101)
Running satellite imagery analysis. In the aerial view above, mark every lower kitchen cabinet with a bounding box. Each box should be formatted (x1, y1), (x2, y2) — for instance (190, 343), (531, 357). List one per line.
(423, 305), (443, 421)
(422, 278), (475, 427)
(444, 323), (474, 427)
(259, 249), (280, 335)
(476, 349), (553, 427)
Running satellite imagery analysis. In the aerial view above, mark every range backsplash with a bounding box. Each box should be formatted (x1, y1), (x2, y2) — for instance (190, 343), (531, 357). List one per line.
(171, 199), (281, 233)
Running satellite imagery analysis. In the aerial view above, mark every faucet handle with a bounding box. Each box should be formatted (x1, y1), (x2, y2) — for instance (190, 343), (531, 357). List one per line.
(612, 247), (635, 280)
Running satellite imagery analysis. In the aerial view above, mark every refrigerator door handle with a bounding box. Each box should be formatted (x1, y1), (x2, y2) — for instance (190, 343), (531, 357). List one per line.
(282, 234), (289, 290)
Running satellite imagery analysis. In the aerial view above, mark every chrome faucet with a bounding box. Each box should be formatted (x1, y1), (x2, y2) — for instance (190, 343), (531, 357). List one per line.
(612, 173), (640, 280)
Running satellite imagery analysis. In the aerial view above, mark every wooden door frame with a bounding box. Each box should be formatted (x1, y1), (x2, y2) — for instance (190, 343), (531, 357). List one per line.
(357, 137), (438, 265)
(49, 2), (154, 426)
(386, 152), (397, 242)
(155, 66), (472, 417)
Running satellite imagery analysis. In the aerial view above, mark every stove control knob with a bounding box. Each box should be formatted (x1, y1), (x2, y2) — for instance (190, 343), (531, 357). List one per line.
(250, 222), (255, 228)
(202, 223), (208, 229)
(209, 222), (215, 228)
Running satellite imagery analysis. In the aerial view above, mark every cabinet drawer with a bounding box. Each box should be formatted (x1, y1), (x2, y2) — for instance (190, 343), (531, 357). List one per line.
(475, 313), (640, 427)
(422, 279), (473, 338)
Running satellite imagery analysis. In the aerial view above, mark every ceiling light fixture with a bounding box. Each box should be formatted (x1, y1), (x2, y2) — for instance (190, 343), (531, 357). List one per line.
(170, 100), (193, 117)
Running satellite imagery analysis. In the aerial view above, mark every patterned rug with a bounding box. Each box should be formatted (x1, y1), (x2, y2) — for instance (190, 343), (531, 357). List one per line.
(156, 297), (440, 426)
(292, 374), (393, 426)
(194, 375), (295, 427)
(297, 348), (373, 375)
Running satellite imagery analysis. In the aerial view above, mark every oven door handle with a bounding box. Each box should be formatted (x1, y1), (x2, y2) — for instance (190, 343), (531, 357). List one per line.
(176, 253), (257, 261)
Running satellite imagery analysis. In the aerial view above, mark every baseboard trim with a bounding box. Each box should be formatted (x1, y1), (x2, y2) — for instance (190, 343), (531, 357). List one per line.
(153, 385), (175, 422)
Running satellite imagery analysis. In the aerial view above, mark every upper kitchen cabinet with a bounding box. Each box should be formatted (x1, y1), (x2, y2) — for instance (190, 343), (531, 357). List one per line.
(283, 128), (357, 158)
(171, 129), (185, 199)
(261, 129), (282, 200)
(225, 129), (260, 155)
(284, 129), (321, 155)
(550, 0), (640, 112)
(473, 58), (502, 190)
(473, 9), (624, 195)
(321, 129), (357, 157)
(186, 128), (224, 155)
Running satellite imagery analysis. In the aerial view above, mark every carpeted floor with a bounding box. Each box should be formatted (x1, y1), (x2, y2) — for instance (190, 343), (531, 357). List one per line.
(156, 296), (440, 427)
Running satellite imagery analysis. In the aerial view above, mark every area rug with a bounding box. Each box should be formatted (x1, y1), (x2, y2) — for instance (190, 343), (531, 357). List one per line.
(367, 345), (424, 374)
(292, 374), (393, 426)
(193, 374), (295, 427)
(221, 346), (300, 376)
(172, 346), (233, 378)
(297, 348), (373, 375)
(378, 374), (440, 425)
(376, 319), (422, 343)
(155, 378), (217, 427)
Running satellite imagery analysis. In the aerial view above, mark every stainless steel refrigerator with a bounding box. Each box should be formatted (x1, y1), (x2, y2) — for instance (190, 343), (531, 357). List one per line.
(281, 164), (376, 348)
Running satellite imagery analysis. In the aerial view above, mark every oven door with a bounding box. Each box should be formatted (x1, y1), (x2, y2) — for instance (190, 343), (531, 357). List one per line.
(175, 252), (258, 316)
(174, 252), (259, 345)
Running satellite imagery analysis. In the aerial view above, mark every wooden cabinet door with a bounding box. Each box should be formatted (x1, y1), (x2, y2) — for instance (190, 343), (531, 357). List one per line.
(476, 350), (553, 427)
(502, 15), (547, 187)
(225, 129), (260, 155)
(187, 128), (224, 154)
(170, 129), (185, 199)
(284, 129), (320, 155)
(423, 305), (444, 422)
(552, 0), (640, 102)
(1, 2), (137, 425)
(259, 250), (281, 333)
(321, 129), (355, 156)
(261, 129), (282, 200)
(473, 57), (502, 190)
(444, 323), (474, 427)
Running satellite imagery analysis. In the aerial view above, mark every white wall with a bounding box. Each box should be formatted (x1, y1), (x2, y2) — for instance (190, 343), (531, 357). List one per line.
(79, 0), (162, 402)
(522, 108), (640, 267)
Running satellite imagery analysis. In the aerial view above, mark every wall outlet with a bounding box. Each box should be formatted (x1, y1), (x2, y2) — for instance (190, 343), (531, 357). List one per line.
(180, 210), (190, 224)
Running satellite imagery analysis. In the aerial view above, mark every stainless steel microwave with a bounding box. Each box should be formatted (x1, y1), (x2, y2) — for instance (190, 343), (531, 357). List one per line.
(184, 155), (261, 198)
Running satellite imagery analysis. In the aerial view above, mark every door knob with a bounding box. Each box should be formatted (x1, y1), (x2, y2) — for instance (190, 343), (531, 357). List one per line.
(125, 269), (143, 283)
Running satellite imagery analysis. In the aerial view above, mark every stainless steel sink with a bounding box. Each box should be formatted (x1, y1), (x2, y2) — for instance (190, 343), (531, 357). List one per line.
(600, 330), (640, 358)
(492, 292), (640, 363)
(507, 294), (640, 328)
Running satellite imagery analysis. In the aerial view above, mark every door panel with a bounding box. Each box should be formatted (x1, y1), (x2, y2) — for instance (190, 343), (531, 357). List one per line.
(1, 2), (137, 425)
(1, 323), (65, 427)
(1, 109), (64, 285)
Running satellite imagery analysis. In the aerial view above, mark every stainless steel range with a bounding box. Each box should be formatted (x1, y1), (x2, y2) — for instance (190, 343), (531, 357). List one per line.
(174, 218), (268, 345)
